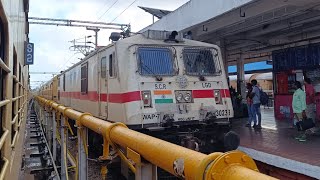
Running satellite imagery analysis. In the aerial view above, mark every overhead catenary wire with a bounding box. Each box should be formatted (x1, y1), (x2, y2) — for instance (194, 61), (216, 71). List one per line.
(96, 0), (120, 21)
(57, 52), (81, 72)
(110, 0), (138, 23)
(95, 0), (112, 18)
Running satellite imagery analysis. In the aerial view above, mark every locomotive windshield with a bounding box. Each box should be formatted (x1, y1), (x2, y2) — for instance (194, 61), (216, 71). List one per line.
(183, 48), (219, 76)
(137, 47), (175, 76)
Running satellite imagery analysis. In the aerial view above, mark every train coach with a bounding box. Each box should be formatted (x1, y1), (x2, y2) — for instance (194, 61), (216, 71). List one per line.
(40, 30), (239, 153)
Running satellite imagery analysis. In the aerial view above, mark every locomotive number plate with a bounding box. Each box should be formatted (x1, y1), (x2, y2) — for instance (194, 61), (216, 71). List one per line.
(142, 113), (160, 121)
(215, 110), (231, 117)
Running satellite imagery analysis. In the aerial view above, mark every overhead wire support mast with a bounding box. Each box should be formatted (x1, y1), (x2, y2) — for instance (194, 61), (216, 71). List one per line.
(28, 17), (130, 31)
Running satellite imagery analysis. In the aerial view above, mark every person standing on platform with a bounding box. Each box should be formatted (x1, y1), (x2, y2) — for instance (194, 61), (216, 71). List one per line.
(245, 83), (254, 127)
(250, 79), (262, 129)
(292, 81), (307, 141)
(304, 78), (316, 123)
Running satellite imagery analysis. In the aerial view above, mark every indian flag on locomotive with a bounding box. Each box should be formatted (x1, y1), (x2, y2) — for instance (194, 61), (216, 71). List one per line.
(153, 90), (173, 103)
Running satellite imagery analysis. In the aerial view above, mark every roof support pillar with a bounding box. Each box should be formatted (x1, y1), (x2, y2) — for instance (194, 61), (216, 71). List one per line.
(219, 39), (229, 85)
(237, 53), (246, 101)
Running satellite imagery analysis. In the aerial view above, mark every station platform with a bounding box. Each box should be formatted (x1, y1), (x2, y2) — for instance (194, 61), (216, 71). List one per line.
(232, 108), (320, 179)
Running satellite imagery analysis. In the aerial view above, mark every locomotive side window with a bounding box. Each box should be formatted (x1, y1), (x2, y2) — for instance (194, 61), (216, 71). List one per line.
(183, 48), (220, 76)
(63, 74), (66, 91)
(109, 53), (116, 77)
(81, 62), (88, 94)
(101, 57), (106, 78)
(137, 47), (175, 76)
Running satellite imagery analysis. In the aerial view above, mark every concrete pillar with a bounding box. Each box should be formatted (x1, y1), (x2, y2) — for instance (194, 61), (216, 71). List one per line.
(60, 116), (67, 180)
(78, 126), (88, 180)
(237, 53), (246, 101)
(136, 163), (157, 180)
(127, 147), (157, 180)
(220, 40), (229, 79)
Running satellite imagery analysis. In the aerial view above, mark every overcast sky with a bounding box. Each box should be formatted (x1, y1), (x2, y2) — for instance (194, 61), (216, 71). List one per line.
(29, 0), (189, 89)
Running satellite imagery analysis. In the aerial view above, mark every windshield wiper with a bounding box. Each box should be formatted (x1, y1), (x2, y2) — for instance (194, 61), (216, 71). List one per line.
(140, 58), (163, 81)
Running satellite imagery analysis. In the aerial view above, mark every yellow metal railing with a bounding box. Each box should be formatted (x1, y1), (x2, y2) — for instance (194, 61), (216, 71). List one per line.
(36, 96), (277, 180)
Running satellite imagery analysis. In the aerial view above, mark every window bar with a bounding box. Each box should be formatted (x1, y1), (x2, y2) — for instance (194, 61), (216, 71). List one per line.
(0, 129), (9, 150)
(12, 75), (18, 83)
(0, 100), (10, 108)
(0, 58), (10, 73)
(11, 131), (19, 148)
(11, 114), (18, 125)
(0, 157), (9, 180)
(12, 95), (23, 102)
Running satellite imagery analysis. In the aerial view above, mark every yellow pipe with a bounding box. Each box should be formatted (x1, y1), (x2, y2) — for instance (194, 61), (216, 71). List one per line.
(216, 165), (273, 180)
(36, 96), (277, 180)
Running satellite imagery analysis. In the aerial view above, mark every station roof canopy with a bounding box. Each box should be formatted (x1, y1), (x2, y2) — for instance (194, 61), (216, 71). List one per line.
(138, 6), (172, 19)
(141, 0), (320, 64)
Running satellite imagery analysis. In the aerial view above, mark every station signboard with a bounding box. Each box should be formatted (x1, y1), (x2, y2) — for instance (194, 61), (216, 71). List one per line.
(25, 42), (34, 65)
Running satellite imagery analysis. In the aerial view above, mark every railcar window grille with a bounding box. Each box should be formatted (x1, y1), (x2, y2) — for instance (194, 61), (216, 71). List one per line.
(0, 69), (6, 136)
(0, 18), (5, 62)
(137, 47), (175, 76)
(101, 57), (107, 78)
(11, 47), (18, 142)
(81, 62), (88, 94)
(0, 18), (7, 137)
(183, 48), (221, 76)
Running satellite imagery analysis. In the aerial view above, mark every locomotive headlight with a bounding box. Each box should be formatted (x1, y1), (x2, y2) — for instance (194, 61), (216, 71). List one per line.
(214, 90), (222, 104)
(184, 93), (191, 102)
(175, 90), (193, 103)
(142, 90), (152, 108)
(176, 93), (183, 102)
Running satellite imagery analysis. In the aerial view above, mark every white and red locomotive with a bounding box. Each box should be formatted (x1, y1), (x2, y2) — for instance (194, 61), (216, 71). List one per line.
(40, 30), (239, 153)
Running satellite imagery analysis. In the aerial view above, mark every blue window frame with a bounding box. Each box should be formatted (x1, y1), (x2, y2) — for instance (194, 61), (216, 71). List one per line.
(138, 47), (175, 76)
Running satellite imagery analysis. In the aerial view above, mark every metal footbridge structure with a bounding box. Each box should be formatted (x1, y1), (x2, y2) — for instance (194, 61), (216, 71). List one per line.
(34, 96), (276, 180)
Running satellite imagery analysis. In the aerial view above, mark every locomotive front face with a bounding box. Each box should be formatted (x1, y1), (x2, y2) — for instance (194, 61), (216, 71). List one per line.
(127, 45), (233, 128)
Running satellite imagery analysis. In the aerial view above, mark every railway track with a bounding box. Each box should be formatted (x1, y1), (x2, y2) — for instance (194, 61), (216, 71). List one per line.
(20, 100), (59, 180)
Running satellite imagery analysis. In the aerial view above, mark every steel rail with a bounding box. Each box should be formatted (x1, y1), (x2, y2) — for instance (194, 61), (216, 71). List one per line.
(36, 96), (277, 180)
(34, 100), (61, 180)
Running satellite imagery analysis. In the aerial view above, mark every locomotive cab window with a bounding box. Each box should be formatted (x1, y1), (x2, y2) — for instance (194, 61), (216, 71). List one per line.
(183, 48), (220, 76)
(137, 47), (175, 76)
(101, 57), (107, 78)
(81, 62), (88, 94)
